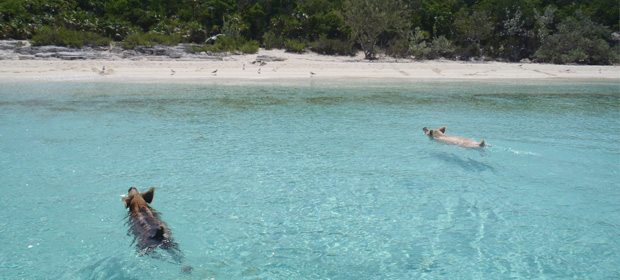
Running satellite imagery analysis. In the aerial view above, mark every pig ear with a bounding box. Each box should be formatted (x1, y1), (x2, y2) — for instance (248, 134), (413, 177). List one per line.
(439, 126), (446, 133)
(122, 196), (132, 208)
(142, 187), (155, 204)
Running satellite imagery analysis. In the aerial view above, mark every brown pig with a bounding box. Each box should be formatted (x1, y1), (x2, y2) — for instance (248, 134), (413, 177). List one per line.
(423, 126), (486, 148)
(122, 187), (183, 262)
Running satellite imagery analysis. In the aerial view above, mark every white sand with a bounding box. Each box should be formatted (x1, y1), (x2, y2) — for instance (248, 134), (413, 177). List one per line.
(0, 49), (618, 82)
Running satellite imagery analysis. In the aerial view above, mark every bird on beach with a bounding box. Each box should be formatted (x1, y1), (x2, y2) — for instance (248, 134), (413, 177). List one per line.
(258, 68), (261, 74)
(212, 69), (217, 76)
(243, 63), (245, 70)
(310, 71), (315, 77)
(171, 69), (176, 75)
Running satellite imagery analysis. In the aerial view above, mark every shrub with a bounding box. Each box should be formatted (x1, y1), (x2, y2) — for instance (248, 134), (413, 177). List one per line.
(184, 21), (207, 43)
(212, 36), (238, 53)
(263, 30), (284, 49)
(32, 26), (111, 48)
(407, 27), (455, 60)
(239, 40), (259, 54)
(310, 37), (356, 56)
(101, 19), (136, 41)
(428, 36), (455, 59)
(187, 38), (258, 54)
(186, 44), (210, 53)
(284, 39), (306, 53)
(408, 27), (430, 59)
(222, 15), (244, 40)
(123, 32), (181, 49)
(387, 38), (410, 58)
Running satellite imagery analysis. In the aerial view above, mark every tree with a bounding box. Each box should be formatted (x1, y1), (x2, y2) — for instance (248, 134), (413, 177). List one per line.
(534, 10), (618, 65)
(453, 8), (495, 57)
(242, 3), (267, 40)
(414, 0), (465, 39)
(533, 5), (557, 48)
(343, 0), (409, 59)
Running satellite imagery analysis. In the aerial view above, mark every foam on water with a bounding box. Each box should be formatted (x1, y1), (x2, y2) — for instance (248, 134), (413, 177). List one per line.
(0, 79), (618, 279)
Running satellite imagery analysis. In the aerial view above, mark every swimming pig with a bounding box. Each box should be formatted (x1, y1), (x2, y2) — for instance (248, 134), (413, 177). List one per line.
(423, 126), (486, 148)
(122, 187), (183, 262)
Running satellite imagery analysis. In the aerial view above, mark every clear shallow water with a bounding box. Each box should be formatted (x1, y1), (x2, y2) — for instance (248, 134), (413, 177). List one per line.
(0, 79), (618, 279)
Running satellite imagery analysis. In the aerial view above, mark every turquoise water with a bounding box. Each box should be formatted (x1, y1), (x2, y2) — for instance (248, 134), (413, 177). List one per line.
(0, 79), (618, 279)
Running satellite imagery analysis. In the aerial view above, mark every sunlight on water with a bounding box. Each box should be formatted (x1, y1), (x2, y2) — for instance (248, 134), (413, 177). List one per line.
(0, 79), (618, 279)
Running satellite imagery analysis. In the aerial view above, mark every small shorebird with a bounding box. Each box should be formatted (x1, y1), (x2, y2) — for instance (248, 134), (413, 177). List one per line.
(310, 71), (315, 77)
(212, 69), (217, 76)
(258, 68), (261, 74)
(260, 61), (267, 66)
(243, 63), (245, 70)
(171, 69), (176, 75)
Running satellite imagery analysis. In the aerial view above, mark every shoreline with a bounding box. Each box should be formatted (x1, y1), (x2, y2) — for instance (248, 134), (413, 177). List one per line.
(1, 48), (618, 83)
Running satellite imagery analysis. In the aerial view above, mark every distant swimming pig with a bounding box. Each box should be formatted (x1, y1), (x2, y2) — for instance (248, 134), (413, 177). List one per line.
(122, 187), (184, 262)
(423, 126), (486, 148)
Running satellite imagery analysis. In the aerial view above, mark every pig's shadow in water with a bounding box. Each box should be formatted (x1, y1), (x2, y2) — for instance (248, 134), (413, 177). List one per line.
(430, 152), (495, 172)
(74, 256), (140, 280)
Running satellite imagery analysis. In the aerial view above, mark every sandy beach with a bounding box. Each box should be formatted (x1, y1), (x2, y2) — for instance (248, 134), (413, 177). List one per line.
(0, 49), (618, 82)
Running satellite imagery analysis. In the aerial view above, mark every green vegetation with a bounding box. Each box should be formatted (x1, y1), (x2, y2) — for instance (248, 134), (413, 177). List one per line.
(310, 36), (355, 56)
(284, 38), (306, 53)
(343, 0), (409, 59)
(534, 11), (618, 64)
(238, 40), (259, 54)
(32, 26), (111, 48)
(123, 33), (180, 49)
(186, 36), (259, 54)
(262, 30), (284, 50)
(0, 0), (617, 64)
